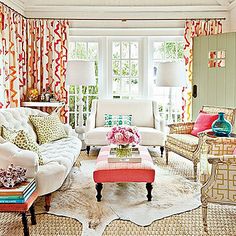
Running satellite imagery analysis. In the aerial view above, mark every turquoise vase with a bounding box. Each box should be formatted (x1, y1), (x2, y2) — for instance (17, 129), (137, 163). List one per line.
(212, 112), (232, 137)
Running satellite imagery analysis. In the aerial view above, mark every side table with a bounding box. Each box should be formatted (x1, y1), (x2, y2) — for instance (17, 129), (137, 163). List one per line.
(0, 191), (38, 236)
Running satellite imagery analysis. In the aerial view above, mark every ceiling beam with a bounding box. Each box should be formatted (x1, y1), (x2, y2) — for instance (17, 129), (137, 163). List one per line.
(216, 0), (230, 6)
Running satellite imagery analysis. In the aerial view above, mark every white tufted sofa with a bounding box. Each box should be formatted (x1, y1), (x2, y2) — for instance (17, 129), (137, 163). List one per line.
(0, 108), (81, 210)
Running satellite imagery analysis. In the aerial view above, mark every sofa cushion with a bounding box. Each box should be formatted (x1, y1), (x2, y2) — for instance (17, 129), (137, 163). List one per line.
(167, 134), (199, 152)
(191, 112), (218, 136)
(138, 127), (165, 146)
(96, 99), (154, 127)
(104, 114), (132, 127)
(29, 113), (67, 144)
(40, 137), (81, 176)
(85, 126), (165, 146)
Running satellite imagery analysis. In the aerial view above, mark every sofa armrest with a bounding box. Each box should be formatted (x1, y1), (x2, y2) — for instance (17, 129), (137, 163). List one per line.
(85, 99), (97, 132)
(0, 142), (39, 178)
(168, 122), (195, 134)
(154, 116), (165, 133)
(63, 124), (77, 137)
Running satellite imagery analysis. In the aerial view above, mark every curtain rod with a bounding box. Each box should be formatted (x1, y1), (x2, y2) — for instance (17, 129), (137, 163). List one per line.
(0, 2), (226, 21)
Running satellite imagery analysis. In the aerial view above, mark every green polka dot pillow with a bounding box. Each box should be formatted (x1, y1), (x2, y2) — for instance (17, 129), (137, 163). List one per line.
(104, 114), (132, 127)
(2, 126), (44, 165)
(29, 113), (67, 144)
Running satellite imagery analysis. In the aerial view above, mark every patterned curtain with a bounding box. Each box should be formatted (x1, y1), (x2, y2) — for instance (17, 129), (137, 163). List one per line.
(0, 4), (27, 108)
(182, 20), (223, 121)
(27, 19), (69, 122)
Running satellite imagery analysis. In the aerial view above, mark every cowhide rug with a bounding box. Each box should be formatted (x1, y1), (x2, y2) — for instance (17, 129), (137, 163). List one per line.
(38, 159), (201, 236)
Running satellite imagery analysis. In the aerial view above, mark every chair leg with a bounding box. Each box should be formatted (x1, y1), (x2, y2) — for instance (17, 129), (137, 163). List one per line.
(44, 193), (52, 212)
(201, 198), (208, 232)
(160, 146), (164, 157)
(193, 162), (198, 182)
(86, 146), (90, 155)
(165, 148), (169, 165)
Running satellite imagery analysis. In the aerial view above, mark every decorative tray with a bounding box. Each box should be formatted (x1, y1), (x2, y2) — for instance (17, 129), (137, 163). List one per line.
(108, 147), (141, 163)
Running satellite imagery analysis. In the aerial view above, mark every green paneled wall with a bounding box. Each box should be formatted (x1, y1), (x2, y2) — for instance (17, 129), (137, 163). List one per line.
(192, 32), (236, 122)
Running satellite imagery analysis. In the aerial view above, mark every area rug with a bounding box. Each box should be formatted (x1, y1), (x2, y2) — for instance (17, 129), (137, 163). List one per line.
(43, 160), (201, 236)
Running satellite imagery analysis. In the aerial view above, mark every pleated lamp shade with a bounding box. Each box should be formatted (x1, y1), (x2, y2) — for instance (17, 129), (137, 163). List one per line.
(66, 60), (96, 86)
(156, 61), (186, 87)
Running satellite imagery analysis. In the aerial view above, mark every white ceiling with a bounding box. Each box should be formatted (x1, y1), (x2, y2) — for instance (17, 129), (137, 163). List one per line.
(4, 0), (236, 22)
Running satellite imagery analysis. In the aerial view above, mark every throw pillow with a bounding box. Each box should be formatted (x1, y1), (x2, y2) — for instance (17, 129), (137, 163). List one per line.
(2, 125), (17, 141)
(104, 114), (132, 127)
(29, 113), (67, 144)
(191, 112), (218, 137)
(2, 126), (43, 165)
(233, 148), (236, 155)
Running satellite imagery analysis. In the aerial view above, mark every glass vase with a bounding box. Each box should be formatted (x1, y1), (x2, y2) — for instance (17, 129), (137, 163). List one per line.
(212, 112), (232, 137)
(116, 144), (132, 158)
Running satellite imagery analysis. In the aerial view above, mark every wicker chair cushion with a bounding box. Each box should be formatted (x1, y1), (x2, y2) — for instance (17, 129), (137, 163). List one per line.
(167, 134), (199, 152)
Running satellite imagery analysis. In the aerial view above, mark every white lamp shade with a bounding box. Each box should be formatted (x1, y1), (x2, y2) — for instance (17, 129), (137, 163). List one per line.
(156, 61), (186, 87)
(66, 60), (96, 86)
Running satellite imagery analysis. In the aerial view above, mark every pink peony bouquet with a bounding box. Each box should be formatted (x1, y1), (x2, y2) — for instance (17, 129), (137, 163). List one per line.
(106, 126), (141, 146)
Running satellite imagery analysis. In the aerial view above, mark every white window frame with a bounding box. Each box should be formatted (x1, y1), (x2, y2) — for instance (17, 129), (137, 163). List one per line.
(68, 37), (103, 127)
(108, 37), (144, 98)
(149, 36), (184, 122)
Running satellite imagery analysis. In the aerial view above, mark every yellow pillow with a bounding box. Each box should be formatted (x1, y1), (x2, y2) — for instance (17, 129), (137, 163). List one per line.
(29, 113), (67, 144)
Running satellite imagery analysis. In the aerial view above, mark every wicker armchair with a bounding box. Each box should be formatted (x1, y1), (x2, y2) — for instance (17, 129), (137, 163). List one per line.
(165, 106), (235, 181)
(201, 137), (236, 232)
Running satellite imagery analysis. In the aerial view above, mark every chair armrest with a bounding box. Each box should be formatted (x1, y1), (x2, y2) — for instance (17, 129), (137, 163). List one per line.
(0, 142), (39, 178)
(63, 124), (77, 137)
(208, 154), (236, 164)
(168, 122), (195, 134)
(206, 137), (236, 155)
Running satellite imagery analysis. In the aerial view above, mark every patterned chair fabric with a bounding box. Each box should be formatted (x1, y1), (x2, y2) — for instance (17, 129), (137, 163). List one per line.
(165, 106), (236, 181)
(201, 137), (236, 232)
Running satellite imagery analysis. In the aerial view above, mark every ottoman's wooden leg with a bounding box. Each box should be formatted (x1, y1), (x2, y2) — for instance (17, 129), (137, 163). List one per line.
(96, 183), (103, 202)
(21, 212), (29, 236)
(30, 204), (37, 225)
(146, 183), (153, 201)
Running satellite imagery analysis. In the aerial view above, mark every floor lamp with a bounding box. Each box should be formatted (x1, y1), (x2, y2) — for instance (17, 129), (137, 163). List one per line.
(67, 60), (96, 145)
(156, 61), (186, 124)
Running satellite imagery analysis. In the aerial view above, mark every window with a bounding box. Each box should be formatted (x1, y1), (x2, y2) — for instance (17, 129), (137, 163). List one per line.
(152, 41), (184, 122)
(111, 40), (141, 99)
(68, 40), (99, 128)
(68, 37), (185, 126)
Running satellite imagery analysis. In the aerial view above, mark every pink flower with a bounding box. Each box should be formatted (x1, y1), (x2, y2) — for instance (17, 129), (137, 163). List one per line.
(106, 126), (141, 145)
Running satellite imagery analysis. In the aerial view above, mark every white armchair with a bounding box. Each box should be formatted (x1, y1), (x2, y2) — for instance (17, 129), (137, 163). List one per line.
(85, 99), (166, 155)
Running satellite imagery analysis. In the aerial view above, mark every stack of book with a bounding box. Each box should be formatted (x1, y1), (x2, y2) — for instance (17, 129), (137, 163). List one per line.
(0, 178), (36, 204)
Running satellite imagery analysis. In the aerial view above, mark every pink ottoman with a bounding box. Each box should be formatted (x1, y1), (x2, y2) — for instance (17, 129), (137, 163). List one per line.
(93, 146), (155, 201)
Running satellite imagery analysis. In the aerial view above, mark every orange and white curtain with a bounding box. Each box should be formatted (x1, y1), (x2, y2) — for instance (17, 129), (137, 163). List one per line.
(27, 19), (69, 122)
(0, 4), (27, 108)
(0, 4), (69, 122)
(182, 19), (223, 121)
